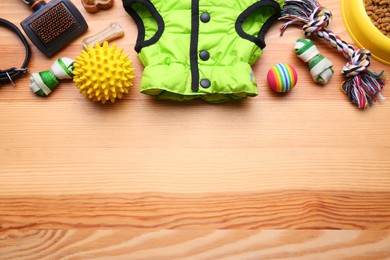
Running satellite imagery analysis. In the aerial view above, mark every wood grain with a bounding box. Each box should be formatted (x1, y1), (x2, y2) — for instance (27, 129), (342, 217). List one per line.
(1, 191), (390, 231)
(0, 0), (390, 258)
(1, 230), (390, 260)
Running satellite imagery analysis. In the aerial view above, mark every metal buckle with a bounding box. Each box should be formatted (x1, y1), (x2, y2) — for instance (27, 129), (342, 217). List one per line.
(15, 67), (29, 73)
(6, 71), (16, 86)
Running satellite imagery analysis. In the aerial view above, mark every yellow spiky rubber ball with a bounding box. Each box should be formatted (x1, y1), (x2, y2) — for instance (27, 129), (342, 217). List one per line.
(73, 42), (135, 103)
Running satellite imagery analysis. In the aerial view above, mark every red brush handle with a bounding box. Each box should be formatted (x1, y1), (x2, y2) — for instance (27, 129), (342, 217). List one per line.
(22, 0), (47, 12)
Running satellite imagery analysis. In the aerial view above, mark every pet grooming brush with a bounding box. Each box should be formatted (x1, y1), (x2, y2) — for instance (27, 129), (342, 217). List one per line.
(20, 0), (88, 57)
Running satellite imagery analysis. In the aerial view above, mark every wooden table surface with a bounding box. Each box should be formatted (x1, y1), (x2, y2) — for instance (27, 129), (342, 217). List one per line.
(1, 0), (390, 259)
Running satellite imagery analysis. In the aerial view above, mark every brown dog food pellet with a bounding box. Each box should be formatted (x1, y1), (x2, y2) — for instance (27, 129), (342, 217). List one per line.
(365, 0), (390, 37)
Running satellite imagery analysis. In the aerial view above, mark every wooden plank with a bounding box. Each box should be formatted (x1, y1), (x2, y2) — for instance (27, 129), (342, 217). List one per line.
(1, 230), (390, 259)
(1, 192), (389, 230)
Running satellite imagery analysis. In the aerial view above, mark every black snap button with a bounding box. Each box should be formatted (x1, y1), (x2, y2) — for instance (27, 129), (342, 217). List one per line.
(200, 79), (211, 88)
(200, 12), (210, 23)
(199, 50), (210, 61)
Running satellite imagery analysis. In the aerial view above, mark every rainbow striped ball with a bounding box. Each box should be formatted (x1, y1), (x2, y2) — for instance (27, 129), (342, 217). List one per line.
(267, 63), (298, 93)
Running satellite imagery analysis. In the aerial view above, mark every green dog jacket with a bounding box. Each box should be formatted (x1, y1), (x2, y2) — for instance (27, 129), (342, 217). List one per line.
(123, 0), (285, 102)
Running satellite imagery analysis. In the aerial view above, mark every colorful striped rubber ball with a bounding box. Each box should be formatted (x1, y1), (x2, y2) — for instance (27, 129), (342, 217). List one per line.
(267, 63), (298, 93)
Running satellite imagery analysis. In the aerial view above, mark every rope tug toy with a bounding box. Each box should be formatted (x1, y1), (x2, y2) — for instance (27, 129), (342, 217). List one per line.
(280, 0), (386, 109)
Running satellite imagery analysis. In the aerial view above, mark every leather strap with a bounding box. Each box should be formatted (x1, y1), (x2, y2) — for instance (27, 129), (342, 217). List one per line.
(0, 18), (31, 86)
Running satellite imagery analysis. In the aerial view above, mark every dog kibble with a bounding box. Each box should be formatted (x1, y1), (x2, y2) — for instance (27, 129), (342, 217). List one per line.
(365, 0), (390, 37)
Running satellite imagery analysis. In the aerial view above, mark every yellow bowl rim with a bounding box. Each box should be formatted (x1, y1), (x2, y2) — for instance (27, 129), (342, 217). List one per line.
(341, 0), (390, 65)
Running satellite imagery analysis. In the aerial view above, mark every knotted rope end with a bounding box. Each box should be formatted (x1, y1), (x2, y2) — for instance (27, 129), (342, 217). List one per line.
(341, 49), (385, 108)
(303, 6), (333, 37)
(342, 70), (385, 109)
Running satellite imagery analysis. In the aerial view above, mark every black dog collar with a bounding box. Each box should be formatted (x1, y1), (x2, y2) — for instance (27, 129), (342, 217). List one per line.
(0, 18), (31, 85)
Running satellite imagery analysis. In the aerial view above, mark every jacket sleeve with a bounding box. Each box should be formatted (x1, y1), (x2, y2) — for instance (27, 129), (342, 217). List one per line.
(235, 0), (282, 49)
(122, 0), (165, 52)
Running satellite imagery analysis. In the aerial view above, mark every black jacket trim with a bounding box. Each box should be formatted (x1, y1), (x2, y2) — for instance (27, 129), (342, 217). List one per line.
(122, 0), (164, 53)
(235, 0), (281, 49)
(190, 0), (200, 92)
